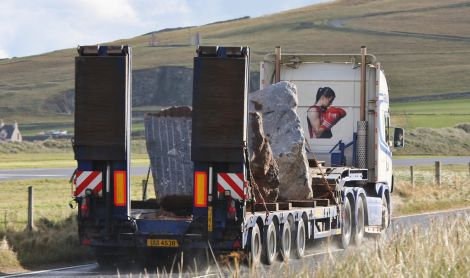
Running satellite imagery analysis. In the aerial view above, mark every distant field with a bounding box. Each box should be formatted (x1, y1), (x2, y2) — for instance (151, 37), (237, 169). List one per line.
(0, 153), (150, 169)
(1, 0), (470, 126)
(0, 139), (150, 169)
(391, 98), (470, 128)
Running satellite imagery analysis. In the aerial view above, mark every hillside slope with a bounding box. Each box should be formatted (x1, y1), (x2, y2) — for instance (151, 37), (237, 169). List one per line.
(1, 0), (470, 124)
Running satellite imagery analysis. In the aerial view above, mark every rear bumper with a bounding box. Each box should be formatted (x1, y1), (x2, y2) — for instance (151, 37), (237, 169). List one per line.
(87, 218), (241, 251)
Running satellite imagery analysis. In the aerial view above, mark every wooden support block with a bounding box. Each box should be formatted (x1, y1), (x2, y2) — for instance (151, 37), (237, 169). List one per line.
(278, 202), (292, 210)
(250, 203), (279, 212)
(290, 200), (317, 208)
(313, 199), (330, 207)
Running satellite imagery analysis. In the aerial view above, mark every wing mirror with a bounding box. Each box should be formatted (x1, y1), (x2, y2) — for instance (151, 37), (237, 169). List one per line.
(393, 127), (404, 148)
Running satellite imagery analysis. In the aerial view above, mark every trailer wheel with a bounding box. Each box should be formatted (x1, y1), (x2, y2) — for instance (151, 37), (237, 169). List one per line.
(249, 224), (262, 266)
(293, 218), (306, 258)
(279, 221), (291, 262)
(95, 247), (132, 269)
(339, 197), (352, 249)
(262, 222), (277, 265)
(352, 196), (365, 246)
(96, 254), (117, 269)
(381, 195), (390, 230)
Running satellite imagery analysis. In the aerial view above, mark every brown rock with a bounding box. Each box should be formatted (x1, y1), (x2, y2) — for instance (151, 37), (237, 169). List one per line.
(249, 112), (279, 202)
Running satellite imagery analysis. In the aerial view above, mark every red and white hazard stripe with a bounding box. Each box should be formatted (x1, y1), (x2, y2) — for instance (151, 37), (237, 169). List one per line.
(74, 171), (103, 197)
(217, 173), (246, 200)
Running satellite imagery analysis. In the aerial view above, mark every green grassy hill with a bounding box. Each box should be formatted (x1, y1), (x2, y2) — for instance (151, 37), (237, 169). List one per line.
(0, 0), (469, 130)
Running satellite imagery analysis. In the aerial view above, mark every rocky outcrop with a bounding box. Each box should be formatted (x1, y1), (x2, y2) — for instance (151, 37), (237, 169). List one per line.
(145, 106), (193, 199)
(249, 82), (312, 200)
(133, 66), (193, 107)
(48, 67), (261, 116)
(132, 66), (260, 107)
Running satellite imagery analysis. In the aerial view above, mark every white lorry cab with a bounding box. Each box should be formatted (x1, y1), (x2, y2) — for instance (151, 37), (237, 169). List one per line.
(260, 48), (404, 189)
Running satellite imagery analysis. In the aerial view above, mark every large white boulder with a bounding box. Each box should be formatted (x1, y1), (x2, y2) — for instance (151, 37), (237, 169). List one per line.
(249, 82), (312, 200)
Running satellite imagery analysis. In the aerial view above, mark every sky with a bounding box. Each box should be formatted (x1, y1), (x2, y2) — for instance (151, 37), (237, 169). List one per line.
(0, 0), (328, 59)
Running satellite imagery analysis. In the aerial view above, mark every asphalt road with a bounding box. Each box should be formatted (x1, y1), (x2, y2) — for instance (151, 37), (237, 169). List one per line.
(4, 207), (469, 277)
(0, 166), (150, 181)
(1, 157), (468, 181)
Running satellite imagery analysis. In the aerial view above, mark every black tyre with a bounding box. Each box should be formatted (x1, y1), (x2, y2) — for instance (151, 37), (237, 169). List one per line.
(352, 196), (365, 246)
(381, 195), (390, 231)
(249, 224), (262, 266)
(96, 254), (118, 270)
(261, 222), (277, 265)
(339, 197), (352, 249)
(293, 218), (306, 259)
(279, 221), (291, 262)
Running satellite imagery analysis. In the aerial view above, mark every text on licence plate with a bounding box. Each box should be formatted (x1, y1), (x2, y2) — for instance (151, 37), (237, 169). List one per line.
(147, 239), (179, 248)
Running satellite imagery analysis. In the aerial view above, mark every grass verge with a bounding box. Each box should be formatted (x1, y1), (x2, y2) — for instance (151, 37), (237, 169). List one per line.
(0, 176), (154, 274)
(314, 216), (470, 277)
(392, 164), (470, 216)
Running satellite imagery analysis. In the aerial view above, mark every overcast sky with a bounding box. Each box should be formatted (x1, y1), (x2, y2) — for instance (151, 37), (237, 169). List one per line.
(0, 0), (328, 59)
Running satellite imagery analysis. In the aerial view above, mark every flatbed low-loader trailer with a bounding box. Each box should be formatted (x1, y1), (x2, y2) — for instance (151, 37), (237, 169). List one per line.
(72, 45), (404, 266)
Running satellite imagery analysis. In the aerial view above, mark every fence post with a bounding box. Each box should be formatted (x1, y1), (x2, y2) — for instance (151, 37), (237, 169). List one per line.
(27, 186), (34, 231)
(410, 165), (414, 188)
(468, 162), (470, 176)
(435, 161), (441, 186)
(142, 180), (147, 201)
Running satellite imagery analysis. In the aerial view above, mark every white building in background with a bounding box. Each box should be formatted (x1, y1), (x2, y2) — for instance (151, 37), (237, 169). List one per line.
(0, 120), (22, 142)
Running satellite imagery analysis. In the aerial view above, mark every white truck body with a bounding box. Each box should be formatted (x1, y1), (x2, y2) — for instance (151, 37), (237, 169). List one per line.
(260, 54), (393, 187)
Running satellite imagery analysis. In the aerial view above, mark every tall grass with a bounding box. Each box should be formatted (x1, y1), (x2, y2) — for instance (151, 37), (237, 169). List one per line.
(313, 216), (470, 277)
(3, 217), (92, 268)
(0, 237), (21, 273)
(136, 216), (470, 277)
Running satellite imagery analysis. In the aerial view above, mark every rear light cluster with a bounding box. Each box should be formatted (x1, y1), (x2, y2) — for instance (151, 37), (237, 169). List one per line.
(114, 171), (127, 206)
(193, 171), (240, 222)
(80, 197), (90, 217)
(194, 171), (208, 207)
(225, 192), (237, 221)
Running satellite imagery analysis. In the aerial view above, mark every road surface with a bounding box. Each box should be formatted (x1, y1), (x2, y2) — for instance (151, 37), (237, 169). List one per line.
(0, 167), (150, 181)
(4, 207), (469, 277)
(1, 157), (468, 181)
